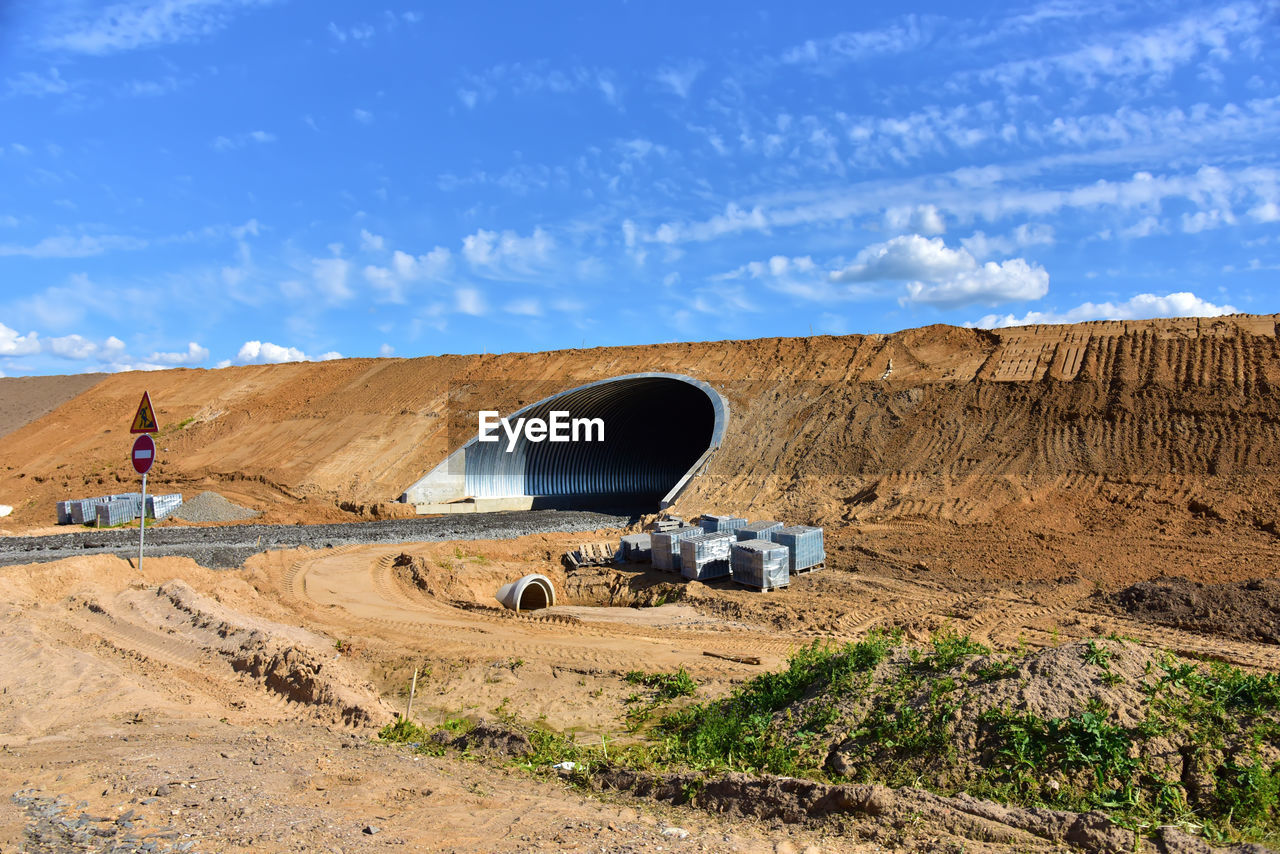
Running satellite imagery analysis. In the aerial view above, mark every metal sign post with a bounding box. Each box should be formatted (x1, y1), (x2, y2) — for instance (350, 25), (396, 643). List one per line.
(140, 471), (147, 572)
(131, 431), (156, 572)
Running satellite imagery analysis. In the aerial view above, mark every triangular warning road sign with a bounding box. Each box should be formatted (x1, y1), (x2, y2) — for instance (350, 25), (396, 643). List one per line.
(130, 391), (160, 434)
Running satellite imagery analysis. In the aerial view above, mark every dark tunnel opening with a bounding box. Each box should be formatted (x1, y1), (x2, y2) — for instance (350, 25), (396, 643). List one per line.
(519, 583), (549, 610)
(402, 373), (728, 514)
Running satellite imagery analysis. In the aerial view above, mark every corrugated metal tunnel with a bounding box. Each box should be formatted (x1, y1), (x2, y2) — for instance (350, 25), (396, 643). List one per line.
(401, 373), (728, 512)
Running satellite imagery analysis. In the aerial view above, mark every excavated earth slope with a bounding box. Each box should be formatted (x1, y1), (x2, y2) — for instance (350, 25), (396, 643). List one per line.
(2, 314), (1279, 585)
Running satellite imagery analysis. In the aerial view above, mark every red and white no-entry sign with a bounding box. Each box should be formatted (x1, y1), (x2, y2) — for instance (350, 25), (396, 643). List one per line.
(131, 434), (156, 475)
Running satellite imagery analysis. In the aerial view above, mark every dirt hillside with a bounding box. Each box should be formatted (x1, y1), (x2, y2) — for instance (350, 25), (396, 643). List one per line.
(2, 315), (1279, 586)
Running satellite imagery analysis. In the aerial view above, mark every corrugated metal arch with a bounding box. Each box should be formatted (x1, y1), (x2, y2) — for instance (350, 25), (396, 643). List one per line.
(463, 373), (727, 504)
(400, 372), (727, 509)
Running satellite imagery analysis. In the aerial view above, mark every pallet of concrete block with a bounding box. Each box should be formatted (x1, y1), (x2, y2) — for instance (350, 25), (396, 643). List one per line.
(68, 496), (110, 525)
(731, 539), (790, 591)
(681, 531), (734, 582)
(650, 516), (685, 533)
(736, 520), (782, 542)
(651, 526), (702, 572)
(147, 493), (183, 520)
(699, 514), (747, 536)
(618, 533), (652, 563)
(95, 499), (139, 528)
(774, 525), (825, 573)
(56, 500), (73, 525)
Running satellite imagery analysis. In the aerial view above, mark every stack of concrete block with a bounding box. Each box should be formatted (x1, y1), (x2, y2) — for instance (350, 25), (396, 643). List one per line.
(774, 525), (825, 572)
(147, 493), (183, 520)
(699, 514), (747, 536)
(681, 531), (735, 581)
(731, 539), (790, 590)
(56, 500), (73, 525)
(95, 499), (139, 528)
(736, 520), (782, 542)
(652, 526), (702, 571)
(69, 497), (109, 525)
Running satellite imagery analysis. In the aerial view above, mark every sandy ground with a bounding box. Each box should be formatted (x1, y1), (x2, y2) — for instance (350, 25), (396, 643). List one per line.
(1, 527), (1276, 852)
(2, 317), (1278, 850)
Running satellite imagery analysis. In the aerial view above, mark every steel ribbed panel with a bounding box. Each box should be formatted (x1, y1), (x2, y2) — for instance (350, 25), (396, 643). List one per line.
(464, 374), (726, 501)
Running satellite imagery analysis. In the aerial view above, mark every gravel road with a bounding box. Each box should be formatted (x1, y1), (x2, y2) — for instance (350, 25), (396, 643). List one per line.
(0, 510), (634, 569)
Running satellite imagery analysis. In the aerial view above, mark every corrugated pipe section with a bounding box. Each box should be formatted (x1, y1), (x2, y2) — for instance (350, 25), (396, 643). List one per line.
(464, 373), (727, 503)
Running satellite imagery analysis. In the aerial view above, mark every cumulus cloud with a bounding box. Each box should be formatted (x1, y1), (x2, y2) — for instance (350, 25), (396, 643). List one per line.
(363, 246), (451, 302)
(359, 229), (384, 251)
(0, 322), (41, 356)
(1249, 201), (1280, 223)
(461, 227), (553, 272)
(147, 342), (210, 365)
(233, 340), (339, 364)
(831, 234), (1048, 307)
(969, 292), (1238, 329)
(46, 334), (98, 359)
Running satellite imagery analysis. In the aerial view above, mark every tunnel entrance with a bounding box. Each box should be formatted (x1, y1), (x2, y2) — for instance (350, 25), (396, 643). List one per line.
(401, 373), (728, 514)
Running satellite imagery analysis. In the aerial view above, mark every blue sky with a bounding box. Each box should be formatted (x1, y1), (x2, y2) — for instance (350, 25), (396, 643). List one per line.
(1, 0), (1278, 375)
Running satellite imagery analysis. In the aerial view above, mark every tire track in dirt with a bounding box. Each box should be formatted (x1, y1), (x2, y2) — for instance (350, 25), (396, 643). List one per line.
(288, 546), (800, 674)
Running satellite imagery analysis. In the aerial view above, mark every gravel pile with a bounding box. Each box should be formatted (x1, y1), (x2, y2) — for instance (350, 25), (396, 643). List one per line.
(170, 491), (261, 523)
(0, 509), (634, 569)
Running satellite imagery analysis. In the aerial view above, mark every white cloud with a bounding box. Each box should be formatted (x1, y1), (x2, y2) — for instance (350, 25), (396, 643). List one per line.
(1249, 201), (1280, 222)
(885, 204), (945, 235)
(655, 62), (703, 98)
(782, 15), (937, 68)
(363, 246), (451, 303)
(651, 203), (768, 244)
(1118, 216), (1163, 239)
(147, 341), (209, 365)
(974, 4), (1268, 90)
(360, 229), (384, 251)
(378, 343), (394, 356)
(0, 322), (41, 356)
(961, 224), (1055, 258)
(235, 340), (308, 364)
(353, 108), (373, 124)
(456, 288), (486, 316)
(461, 227), (553, 271)
(1182, 209), (1236, 233)
(971, 292), (1239, 328)
(46, 334), (98, 359)
(328, 21), (374, 43)
(212, 130), (276, 151)
(312, 256), (351, 301)
(0, 233), (148, 258)
(832, 235), (1048, 308)
(41, 0), (275, 55)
